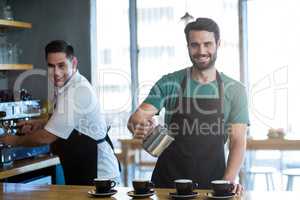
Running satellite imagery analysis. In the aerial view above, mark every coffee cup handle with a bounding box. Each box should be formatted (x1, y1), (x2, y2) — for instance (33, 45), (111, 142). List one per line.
(229, 183), (235, 191)
(148, 182), (155, 188)
(110, 180), (116, 188)
(193, 183), (199, 189)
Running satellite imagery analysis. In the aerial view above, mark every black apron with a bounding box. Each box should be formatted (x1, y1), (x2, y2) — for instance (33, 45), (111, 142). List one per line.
(51, 127), (120, 185)
(151, 69), (226, 189)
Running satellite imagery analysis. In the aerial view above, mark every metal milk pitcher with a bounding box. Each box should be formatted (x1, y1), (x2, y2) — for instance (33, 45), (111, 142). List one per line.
(142, 124), (174, 157)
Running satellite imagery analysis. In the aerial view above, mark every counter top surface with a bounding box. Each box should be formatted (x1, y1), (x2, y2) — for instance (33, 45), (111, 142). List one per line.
(0, 155), (60, 179)
(246, 138), (300, 150)
(1, 183), (300, 200)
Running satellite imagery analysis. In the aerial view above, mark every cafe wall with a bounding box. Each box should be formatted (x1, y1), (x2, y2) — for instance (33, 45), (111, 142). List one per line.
(6, 0), (92, 101)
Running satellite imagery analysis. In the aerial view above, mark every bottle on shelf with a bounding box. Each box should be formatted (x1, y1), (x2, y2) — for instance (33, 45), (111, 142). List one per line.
(2, 0), (14, 20)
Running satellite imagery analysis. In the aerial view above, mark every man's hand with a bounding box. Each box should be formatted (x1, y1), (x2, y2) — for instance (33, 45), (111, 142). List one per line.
(17, 120), (44, 135)
(127, 103), (159, 140)
(132, 118), (156, 140)
(231, 183), (243, 195)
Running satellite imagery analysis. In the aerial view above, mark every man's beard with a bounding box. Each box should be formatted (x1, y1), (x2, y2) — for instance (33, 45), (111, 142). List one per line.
(190, 51), (218, 71)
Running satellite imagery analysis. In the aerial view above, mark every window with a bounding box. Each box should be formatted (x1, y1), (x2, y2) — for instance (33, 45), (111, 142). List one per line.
(95, 0), (132, 140)
(247, 0), (300, 138)
(246, 0), (300, 191)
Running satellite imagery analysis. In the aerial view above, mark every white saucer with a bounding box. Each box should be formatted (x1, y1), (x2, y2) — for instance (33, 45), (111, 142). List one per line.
(87, 189), (117, 197)
(205, 192), (235, 199)
(169, 191), (198, 199)
(127, 190), (155, 198)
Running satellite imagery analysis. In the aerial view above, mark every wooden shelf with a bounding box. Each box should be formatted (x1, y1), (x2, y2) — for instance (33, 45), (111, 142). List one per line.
(0, 20), (32, 71)
(0, 64), (33, 70)
(0, 19), (32, 29)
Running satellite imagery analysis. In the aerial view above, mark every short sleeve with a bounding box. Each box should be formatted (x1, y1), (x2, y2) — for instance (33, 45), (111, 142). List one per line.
(143, 76), (167, 110)
(227, 84), (250, 125)
(44, 97), (75, 139)
(73, 85), (107, 140)
(44, 100), (74, 139)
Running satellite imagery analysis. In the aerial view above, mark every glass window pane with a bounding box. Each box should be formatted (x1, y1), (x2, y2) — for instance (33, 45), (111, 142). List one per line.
(247, 2), (300, 191)
(247, 0), (300, 138)
(96, 0), (132, 140)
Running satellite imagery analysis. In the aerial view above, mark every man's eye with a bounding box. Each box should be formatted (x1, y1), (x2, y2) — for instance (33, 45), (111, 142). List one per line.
(190, 43), (198, 48)
(205, 42), (213, 47)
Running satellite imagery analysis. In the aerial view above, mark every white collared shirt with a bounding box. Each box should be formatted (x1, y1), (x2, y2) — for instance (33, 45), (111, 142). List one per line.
(45, 71), (120, 180)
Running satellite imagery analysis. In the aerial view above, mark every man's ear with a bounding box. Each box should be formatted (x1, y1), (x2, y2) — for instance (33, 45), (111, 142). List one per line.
(72, 56), (78, 72)
(217, 39), (221, 48)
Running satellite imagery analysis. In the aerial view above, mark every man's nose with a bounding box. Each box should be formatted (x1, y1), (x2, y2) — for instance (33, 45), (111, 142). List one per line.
(53, 66), (60, 75)
(198, 45), (206, 54)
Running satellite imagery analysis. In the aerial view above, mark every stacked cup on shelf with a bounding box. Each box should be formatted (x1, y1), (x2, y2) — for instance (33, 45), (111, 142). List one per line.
(0, 39), (21, 64)
(1, 0), (14, 20)
(0, 0), (17, 64)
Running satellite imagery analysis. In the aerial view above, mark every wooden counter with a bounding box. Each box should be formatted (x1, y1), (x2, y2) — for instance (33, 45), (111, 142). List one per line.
(1, 183), (300, 200)
(0, 155), (60, 180)
(246, 138), (300, 150)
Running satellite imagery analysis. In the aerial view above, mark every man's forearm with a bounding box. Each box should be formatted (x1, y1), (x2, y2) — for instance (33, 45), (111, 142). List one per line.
(5, 129), (57, 147)
(14, 135), (42, 147)
(36, 117), (48, 126)
(223, 139), (246, 181)
(223, 124), (247, 182)
(17, 130), (48, 147)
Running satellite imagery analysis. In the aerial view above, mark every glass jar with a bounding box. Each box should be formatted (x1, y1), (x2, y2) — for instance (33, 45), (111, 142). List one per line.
(3, 5), (14, 20)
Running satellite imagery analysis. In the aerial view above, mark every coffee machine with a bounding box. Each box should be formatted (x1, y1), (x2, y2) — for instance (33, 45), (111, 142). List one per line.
(0, 100), (50, 167)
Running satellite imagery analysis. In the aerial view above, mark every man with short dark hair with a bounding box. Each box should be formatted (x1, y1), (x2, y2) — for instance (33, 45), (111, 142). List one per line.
(128, 18), (249, 193)
(0, 40), (120, 185)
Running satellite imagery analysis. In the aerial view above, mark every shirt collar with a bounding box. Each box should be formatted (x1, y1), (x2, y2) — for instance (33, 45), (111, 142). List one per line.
(57, 70), (80, 94)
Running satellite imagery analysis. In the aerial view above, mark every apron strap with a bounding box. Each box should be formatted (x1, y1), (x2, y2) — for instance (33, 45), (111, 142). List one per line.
(96, 125), (122, 172)
(172, 68), (189, 111)
(216, 71), (224, 114)
(215, 72), (227, 142)
(96, 126), (112, 144)
(174, 68), (224, 114)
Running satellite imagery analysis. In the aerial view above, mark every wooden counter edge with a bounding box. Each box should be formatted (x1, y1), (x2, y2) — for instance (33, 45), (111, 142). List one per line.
(247, 138), (300, 150)
(0, 155), (60, 180)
